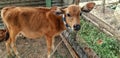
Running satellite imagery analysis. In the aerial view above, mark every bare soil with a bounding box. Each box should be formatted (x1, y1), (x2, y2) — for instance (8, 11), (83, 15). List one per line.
(0, 36), (72, 58)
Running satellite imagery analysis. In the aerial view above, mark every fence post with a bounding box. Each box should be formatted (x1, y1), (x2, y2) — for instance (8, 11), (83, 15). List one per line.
(74, 0), (80, 5)
(102, 0), (105, 13)
(46, 0), (52, 7)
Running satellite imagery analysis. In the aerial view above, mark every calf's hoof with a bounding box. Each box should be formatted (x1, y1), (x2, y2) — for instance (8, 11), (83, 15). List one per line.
(7, 54), (15, 58)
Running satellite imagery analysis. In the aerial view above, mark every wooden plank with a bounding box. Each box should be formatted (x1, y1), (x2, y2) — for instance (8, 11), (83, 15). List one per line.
(0, 0), (46, 9)
(62, 30), (88, 58)
(0, 1), (45, 7)
(82, 13), (114, 36)
(61, 30), (100, 58)
(79, 1), (119, 7)
(76, 34), (100, 58)
(0, 0), (41, 5)
(60, 34), (79, 58)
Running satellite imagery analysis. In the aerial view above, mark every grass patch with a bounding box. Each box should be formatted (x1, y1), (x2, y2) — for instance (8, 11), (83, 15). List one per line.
(79, 19), (120, 58)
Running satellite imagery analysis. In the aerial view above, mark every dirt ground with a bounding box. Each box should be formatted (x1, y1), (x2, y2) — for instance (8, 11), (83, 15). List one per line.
(0, 36), (72, 58)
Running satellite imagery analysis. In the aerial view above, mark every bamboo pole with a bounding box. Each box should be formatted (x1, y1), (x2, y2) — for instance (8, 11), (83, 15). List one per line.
(102, 0), (105, 13)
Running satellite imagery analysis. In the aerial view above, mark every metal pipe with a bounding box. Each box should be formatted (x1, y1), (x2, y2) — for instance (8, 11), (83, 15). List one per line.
(46, 0), (52, 7)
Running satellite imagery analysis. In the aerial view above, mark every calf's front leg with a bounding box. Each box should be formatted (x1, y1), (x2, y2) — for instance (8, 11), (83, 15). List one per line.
(45, 35), (54, 58)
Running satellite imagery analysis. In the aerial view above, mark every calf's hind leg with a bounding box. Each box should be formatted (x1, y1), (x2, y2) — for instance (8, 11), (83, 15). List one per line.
(9, 29), (20, 58)
(5, 38), (13, 58)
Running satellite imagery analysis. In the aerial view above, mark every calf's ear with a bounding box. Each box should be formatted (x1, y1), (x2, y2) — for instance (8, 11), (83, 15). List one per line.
(51, 6), (66, 16)
(55, 8), (66, 16)
(81, 2), (95, 12)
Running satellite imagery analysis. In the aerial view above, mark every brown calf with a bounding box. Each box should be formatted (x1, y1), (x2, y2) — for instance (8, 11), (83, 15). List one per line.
(1, 2), (95, 58)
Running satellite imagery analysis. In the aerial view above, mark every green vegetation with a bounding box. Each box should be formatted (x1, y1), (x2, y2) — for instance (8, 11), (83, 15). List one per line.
(79, 19), (120, 58)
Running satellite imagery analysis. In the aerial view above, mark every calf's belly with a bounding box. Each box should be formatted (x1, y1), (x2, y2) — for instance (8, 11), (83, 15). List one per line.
(20, 31), (44, 39)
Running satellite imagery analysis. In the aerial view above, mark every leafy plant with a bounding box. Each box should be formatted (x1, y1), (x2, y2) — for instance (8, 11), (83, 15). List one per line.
(79, 19), (120, 58)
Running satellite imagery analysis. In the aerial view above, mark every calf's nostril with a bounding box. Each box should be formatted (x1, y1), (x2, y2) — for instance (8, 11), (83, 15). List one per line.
(73, 24), (81, 31)
(73, 25), (76, 28)
(76, 25), (81, 29)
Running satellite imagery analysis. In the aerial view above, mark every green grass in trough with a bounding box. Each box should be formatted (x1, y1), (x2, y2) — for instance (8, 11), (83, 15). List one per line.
(79, 19), (120, 58)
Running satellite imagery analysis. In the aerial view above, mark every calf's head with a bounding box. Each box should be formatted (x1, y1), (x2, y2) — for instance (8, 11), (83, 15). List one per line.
(54, 2), (95, 31)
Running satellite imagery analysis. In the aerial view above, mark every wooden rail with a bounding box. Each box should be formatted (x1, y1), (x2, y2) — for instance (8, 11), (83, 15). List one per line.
(0, 0), (46, 9)
(61, 30), (100, 58)
(62, 31), (88, 58)
(60, 34), (79, 58)
(82, 6), (120, 41)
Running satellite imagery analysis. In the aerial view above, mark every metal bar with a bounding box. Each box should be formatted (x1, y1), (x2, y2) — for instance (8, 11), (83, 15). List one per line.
(46, 0), (51, 7)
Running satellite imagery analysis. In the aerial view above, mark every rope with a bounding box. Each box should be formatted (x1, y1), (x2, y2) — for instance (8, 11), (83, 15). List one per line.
(62, 14), (71, 29)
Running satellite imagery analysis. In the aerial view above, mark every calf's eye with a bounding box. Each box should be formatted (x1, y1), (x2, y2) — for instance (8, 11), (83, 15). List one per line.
(80, 12), (82, 16)
(66, 13), (71, 17)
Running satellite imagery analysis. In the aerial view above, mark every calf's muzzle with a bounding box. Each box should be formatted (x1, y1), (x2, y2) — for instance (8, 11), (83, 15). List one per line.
(73, 24), (81, 31)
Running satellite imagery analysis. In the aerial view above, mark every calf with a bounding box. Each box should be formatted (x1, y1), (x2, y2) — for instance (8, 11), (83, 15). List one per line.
(1, 2), (95, 58)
